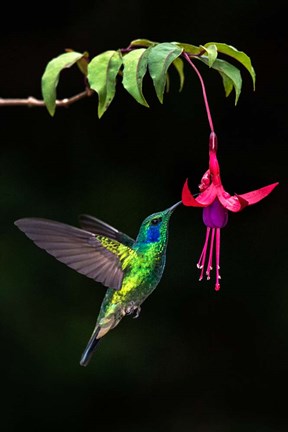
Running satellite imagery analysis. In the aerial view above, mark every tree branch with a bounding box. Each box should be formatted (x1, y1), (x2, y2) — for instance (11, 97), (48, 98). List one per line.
(0, 89), (93, 108)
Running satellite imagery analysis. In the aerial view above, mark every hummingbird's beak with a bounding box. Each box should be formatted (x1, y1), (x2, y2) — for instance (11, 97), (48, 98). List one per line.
(168, 200), (182, 213)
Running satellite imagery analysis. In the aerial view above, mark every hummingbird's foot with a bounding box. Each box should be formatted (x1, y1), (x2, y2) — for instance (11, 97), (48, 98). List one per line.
(125, 302), (141, 318)
(133, 306), (141, 319)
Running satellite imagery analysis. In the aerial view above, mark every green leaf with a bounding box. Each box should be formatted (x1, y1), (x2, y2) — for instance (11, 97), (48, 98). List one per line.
(201, 44), (218, 67)
(41, 51), (85, 116)
(76, 52), (89, 76)
(173, 42), (203, 56)
(199, 57), (242, 104)
(129, 38), (157, 48)
(147, 42), (183, 103)
(122, 48), (150, 107)
(220, 73), (234, 98)
(65, 49), (89, 76)
(172, 57), (185, 91)
(204, 42), (256, 89)
(87, 50), (122, 118)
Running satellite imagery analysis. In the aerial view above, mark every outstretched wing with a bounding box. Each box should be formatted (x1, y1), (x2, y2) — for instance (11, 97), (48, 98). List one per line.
(14, 217), (135, 290)
(78, 214), (135, 247)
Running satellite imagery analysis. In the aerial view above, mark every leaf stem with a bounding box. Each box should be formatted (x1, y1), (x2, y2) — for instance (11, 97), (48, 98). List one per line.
(183, 52), (214, 133)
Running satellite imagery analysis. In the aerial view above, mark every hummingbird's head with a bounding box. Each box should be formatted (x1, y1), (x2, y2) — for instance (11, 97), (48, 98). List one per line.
(136, 201), (182, 245)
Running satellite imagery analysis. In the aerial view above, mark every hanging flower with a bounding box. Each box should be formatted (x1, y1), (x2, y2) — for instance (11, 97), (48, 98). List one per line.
(182, 132), (279, 291)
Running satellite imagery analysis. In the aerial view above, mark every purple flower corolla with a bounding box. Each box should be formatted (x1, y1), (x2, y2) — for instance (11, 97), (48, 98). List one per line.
(182, 132), (279, 291)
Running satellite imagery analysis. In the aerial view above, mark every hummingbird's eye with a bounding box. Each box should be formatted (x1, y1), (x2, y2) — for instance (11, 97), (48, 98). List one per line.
(151, 217), (162, 225)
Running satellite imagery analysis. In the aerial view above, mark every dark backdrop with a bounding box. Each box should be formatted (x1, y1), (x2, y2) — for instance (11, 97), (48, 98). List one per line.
(1, 1), (287, 431)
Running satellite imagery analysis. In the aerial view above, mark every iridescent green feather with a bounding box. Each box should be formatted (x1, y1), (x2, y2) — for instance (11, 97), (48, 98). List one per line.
(95, 235), (136, 269)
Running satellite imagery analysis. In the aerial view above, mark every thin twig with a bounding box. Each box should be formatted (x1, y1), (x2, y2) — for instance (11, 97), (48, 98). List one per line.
(0, 89), (93, 108)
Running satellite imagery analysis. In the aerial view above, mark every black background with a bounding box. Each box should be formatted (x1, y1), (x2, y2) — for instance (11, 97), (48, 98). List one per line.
(1, 1), (287, 431)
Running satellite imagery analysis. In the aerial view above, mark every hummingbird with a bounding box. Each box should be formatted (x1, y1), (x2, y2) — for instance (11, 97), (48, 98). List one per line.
(14, 201), (181, 366)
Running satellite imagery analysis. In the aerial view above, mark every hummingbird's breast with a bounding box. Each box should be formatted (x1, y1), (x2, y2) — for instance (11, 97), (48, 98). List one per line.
(96, 244), (167, 331)
(111, 245), (166, 307)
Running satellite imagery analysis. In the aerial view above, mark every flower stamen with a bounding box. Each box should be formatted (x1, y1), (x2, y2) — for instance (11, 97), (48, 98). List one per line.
(206, 227), (215, 279)
(215, 228), (221, 291)
(197, 227), (211, 280)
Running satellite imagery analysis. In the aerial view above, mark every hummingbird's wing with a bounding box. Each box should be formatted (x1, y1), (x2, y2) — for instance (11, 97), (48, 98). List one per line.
(14, 218), (135, 290)
(78, 214), (135, 247)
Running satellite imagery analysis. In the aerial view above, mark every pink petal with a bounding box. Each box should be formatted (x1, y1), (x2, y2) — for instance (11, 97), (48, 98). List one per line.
(195, 185), (219, 206)
(199, 169), (211, 192)
(182, 179), (217, 207)
(238, 182), (279, 205)
(217, 185), (249, 212)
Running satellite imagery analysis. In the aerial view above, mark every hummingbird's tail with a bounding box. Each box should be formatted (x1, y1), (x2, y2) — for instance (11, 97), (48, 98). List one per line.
(80, 327), (101, 367)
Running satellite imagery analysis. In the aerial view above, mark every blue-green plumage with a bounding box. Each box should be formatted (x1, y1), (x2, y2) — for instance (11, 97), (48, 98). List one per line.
(14, 201), (181, 366)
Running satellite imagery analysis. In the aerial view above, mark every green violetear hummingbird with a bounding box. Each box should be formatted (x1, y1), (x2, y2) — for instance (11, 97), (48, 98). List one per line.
(14, 201), (181, 366)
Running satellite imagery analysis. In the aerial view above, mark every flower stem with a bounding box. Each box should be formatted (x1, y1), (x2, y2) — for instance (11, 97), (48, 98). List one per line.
(183, 52), (215, 134)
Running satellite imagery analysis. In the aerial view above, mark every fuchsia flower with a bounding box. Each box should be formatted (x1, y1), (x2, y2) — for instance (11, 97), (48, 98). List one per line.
(182, 132), (279, 291)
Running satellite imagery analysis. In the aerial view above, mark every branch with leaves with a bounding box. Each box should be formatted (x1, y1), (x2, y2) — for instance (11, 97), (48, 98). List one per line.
(0, 38), (256, 118)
